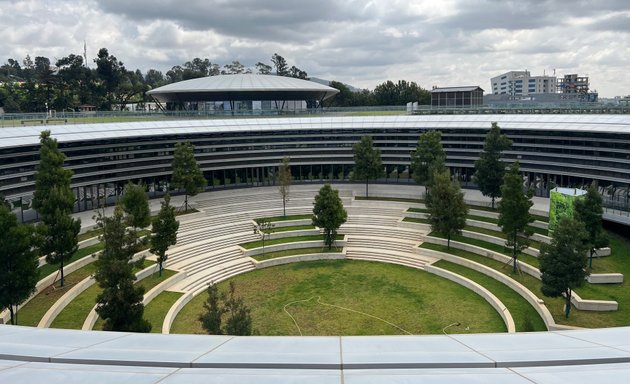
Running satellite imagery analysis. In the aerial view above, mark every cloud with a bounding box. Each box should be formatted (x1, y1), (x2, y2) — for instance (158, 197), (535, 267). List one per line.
(0, 0), (629, 96)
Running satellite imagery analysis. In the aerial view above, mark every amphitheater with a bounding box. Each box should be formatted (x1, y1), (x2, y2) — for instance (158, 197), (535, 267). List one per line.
(2, 113), (630, 383)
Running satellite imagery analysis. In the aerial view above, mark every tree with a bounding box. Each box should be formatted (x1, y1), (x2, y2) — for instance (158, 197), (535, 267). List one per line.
(0, 205), (38, 325)
(199, 283), (225, 334)
(32, 131), (81, 287)
(277, 157), (292, 216)
(224, 282), (253, 335)
(352, 136), (384, 197)
(222, 60), (250, 75)
(498, 162), (534, 273)
(574, 182), (608, 269)
(199, 281), (252, 335)
(312, 184), (347, 249)
(255, 62), (272, 75)
(150, 194), (179, 277)
(411, 131), (446, 191)
(271, 53), (289, 76)
(171, 141), (207, 212)
(94, 205), (151, 332)
(426, 170), (468, 248)
(473, 122), (513, 208)
(539, 217), (589, 318)
(120, 182), (151, 229)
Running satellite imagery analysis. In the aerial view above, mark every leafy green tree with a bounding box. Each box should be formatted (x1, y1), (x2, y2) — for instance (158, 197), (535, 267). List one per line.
(32, 131), (81, 287)
(171, 141), (207, 212)
(473, 122), (513, 208)
(255, 62), (272, 75)
(426, 170), (468, 248)
(539, 217), (589, 318)
(277, 157), (292, 216)
(271, 53), (289, 76)
(150, 194), (179, 277)
(411, 131), (446, 191)
(312, 184), (347, 249)
(224, 282), (253, 335)
(199, 282), (251, 335)
(199, 283), (225, 334)
(0, 205), (38, 325)
(352, 136), (384, 197)
(120, 182), (151, 229)
(94, 205), (151, 332)
(498, 162), (534, 273)
(573, 182), (609, 269)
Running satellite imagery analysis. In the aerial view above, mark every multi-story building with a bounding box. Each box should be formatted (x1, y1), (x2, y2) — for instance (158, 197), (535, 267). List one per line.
(491, 71), (557, 96)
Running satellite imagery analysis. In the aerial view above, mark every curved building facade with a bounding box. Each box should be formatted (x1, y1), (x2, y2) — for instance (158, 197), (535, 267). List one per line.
(1, 114), (630, 220)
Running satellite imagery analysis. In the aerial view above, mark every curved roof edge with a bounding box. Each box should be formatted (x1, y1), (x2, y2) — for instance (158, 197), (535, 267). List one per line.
(147, 74), (340, 102)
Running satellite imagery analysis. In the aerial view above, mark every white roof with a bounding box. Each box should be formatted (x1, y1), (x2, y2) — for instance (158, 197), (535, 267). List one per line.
(2, 114), (630, 149)
(146, 74), (339, 102)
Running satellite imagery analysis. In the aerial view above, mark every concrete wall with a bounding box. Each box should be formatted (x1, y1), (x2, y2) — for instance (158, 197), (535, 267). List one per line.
(162, 291), (194, 334)
(587, 273), (624, 284)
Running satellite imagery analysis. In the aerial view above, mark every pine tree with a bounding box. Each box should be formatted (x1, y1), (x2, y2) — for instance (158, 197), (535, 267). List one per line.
(498, 162), (534, 273)
(473, 122), (512, 208)
(312, 184), (347, 249)
(574, 182), (608, 269)
(426, 169), (468, 248)
(0, 205), (39, 325)
(150, 194), (179, 276)
(32, 130), (80, 287)
(199, 283), (225, 335)
(171, 141), (207, 212)
(352, 135), (383, 197)
(539, 217), (589, 318)
(120, 182), (151, 229)
(277, 157), (292, 216)
(94, 205), (151, 332)
(411, 131), (446, 192)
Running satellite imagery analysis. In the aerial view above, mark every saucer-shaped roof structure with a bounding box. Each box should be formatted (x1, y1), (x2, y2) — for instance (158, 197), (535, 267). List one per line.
(147, 74), (339, 103)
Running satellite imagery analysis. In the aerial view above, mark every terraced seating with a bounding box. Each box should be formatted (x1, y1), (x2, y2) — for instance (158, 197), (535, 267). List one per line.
(170, 258), (255, 295)
(346, 247), (432, 269)
(340, 224), (424, 242)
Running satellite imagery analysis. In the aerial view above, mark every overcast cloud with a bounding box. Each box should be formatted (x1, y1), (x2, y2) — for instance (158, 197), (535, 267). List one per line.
(1, 0), (629, 97)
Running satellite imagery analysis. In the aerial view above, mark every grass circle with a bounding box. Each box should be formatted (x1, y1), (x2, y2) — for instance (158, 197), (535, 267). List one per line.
(171, 259), (506, 335)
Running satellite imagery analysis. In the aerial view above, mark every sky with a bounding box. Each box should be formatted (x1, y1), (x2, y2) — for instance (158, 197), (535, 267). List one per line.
(1, 0), (629, 97)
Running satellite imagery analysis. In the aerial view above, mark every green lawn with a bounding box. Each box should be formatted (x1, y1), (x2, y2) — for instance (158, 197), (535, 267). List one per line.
(420, 238), (630, 329)
(355, 196), (424, 203)
(253, 247), (341, 261)
(407, 207), (428, 213)
(240, 234), (344, 249)
(38, 243), (103, 278)
(428, 232), (540, 268)
(402, 217), (430, 224)
(463, 225), (544, 250)
(16, 263), (98, 327)
(71, 266), (174, 331)
(144, 291), (184, 333)
(256, 214), (312, 223)
(171, 259), (506, 335)
(78, 228), (103, 242)
(433, 259), (547, 332)
(264, 224), (316, 233)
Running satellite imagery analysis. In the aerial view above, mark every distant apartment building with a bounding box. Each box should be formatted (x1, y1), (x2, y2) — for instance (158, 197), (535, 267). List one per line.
(490, 71), (557, 96)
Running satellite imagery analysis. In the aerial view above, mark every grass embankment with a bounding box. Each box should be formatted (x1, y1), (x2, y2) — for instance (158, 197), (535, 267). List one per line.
(432, 259), (547, 332)
(52, 263), (173, 330)
(38, 243), (103, 278)
(264, 225), (316, 234)
(240, 234), (344, 249)
(144, 291), (184, 333)
(255, 214), (312, 223)
(355, 196), (424, 203)
(421, 234), (630, 329)
(171, 259), (506, 335)
(253, 247), (341, 262)
(17, 263), (98, 327)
